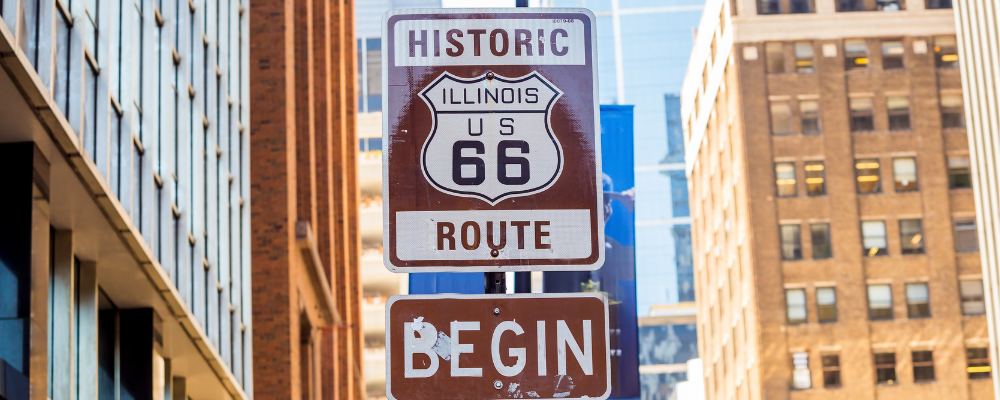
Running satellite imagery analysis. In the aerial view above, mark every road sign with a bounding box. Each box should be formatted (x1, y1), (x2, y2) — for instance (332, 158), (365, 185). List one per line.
(385, 293), (611, 400)
(382, 8), (603, 272)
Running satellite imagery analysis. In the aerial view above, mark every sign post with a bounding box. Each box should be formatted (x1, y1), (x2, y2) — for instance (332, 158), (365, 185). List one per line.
(382, 8), (607, 399)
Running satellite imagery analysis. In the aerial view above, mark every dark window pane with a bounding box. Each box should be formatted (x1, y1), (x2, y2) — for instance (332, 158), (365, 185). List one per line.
(822, 355), (841, 387)
(811, 223), (832, 259)
(913, 351), (935, 382)
(758, 0), (781, 14)
(875, 353), (897, 384)
(790, 0), (813, 13)
(927, 0), (952, 9)
(839, 0), (866, 11)
(967, 347), (991, 379)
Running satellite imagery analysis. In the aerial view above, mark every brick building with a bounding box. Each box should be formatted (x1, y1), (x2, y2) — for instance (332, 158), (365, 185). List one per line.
(249, 0), (362, 397)
(681, 0), (993, 399)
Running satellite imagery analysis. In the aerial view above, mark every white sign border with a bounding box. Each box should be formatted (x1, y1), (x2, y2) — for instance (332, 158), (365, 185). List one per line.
(381, 8), (605, 273)
(384, 292), (612, 400)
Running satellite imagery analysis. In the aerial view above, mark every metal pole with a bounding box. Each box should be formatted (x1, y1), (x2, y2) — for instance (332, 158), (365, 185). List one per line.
(510, 0), (531, 294)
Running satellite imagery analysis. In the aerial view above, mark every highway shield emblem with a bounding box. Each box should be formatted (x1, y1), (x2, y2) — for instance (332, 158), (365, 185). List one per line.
(419, 71), (564, 205)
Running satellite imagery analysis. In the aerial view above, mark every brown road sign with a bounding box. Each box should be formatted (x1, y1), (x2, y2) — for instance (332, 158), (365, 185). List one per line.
(381, 8), (603, 272)
(385, 293), (611, 400)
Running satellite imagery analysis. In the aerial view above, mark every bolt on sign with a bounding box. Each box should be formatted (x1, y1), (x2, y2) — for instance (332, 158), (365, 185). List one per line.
(381, 8), (603, 272)
(385, 294), (610, 400)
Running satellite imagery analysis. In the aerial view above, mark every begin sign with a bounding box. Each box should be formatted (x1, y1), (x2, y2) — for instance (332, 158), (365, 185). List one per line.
(382, 8), (603, 272)
(385, 294), (611, 400)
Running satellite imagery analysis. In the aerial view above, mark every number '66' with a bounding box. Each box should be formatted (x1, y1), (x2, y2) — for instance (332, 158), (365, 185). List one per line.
(452, 140), (530, 186)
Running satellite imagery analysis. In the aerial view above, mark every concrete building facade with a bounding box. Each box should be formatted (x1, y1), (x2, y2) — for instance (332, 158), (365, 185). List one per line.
(249, 0), (363, 397)
(682, 0), (993, 399)
(0, 0), (252, 395)
(952, 0), (1000, 398)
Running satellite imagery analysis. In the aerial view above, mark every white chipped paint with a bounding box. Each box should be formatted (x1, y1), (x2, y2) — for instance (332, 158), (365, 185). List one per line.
(411, 316), (425, 331)
(432, 331), (452, 360)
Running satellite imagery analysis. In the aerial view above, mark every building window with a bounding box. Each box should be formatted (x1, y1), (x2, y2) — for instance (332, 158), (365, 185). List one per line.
(887, 96), (911, 130)
(850, 98), (875, 131)
(960, 280), (985, 315)
(935, 36), (959, 68)
(800, 100), (821, 134)
(838, 0), (866, 11)
(868, 284), (893, 320)
(862, 220), (888, 256)
(775, 162), (797, 196)
(786, 288), (807, 324)
(954, 218), (979, 253)
(766, 42), (785, 73)
(899, 219), (924, 254)
(804, 161), (825, 196)
(941, 94), (966, 128)
(967, 348), (991, 379)
(893, 157), (917, 192)
(811, 223), (832, 259)
(856, 159), (881, 193)
(792, 352), (812, 389)
(781, 224), (803, 260)
(844, 40), (869, 70)
(795, 42), (815, 72)
(817, 287), (837, 322)
(905, 283), (930, 318)
(790, 0), (814, 13)
(770, 101), (793, 134)
(948, 156), (972, 189)
(913, 351), (935, 382)
(822, 354), (842, 387)
(926, 0), (952, 9)
(882, 40), (905, 69)
(874, 352), (897, 384)
(758, 0), (781, 14)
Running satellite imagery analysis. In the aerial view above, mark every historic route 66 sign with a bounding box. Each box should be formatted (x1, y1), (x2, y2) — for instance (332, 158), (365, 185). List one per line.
(420, 72), (563, 204)
(383, 8), (603, 272)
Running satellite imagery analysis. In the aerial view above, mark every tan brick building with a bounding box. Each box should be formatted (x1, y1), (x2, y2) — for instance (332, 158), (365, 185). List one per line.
(681, 0), (993, 399)
(249, 0), (363, 397)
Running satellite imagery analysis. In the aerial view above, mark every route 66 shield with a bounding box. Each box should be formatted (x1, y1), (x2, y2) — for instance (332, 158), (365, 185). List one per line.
(419, 71), (563, 205)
